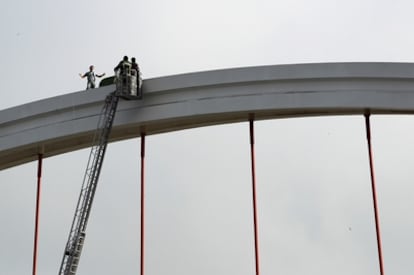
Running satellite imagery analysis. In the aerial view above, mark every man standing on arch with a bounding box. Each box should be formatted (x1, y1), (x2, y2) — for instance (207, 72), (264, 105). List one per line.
(79, 65), (105, 90)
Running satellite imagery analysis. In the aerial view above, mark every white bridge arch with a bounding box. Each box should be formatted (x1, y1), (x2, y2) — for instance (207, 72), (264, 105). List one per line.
(2, 62), (414, 170)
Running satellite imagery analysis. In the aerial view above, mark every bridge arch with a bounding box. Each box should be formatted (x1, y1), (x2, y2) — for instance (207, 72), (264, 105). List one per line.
(1, 62), (414, 170)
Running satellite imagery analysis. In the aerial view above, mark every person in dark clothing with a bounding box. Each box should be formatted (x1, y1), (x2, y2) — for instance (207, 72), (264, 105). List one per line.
(114, 56), (130, 75)
(131, 57), (139, 74)
(131, 57), (142, 97)
(79, 65), (105, 89)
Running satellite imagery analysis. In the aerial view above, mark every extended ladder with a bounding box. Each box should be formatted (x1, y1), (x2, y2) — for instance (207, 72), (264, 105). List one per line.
(59, 59), (141, 275)
(58, 92), (119, 275)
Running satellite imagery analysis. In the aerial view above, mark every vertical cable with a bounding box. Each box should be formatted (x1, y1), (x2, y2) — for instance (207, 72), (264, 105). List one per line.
(249, 118), (260, 275)
(140, 134), (146, 275)
(364, 113), (385, 275)
(32, 153), (43, 275)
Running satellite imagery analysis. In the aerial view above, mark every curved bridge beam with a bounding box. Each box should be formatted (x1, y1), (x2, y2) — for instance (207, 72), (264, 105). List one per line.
(2, 62), (414, 170)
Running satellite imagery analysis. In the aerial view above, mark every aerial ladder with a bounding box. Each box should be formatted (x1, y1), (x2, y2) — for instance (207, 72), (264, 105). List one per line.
(58, 61), (141, 275)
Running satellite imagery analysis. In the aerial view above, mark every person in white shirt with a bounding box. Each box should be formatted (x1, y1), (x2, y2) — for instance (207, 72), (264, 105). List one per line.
(79, 65), (105, 89)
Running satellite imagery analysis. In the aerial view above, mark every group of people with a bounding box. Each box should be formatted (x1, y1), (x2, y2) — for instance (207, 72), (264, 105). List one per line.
(79, 56), (140, 90)
(114, 56), (140, 76)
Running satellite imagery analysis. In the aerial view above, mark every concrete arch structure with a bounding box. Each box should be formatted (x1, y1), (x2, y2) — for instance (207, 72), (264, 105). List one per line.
(2, 62), (414, 170)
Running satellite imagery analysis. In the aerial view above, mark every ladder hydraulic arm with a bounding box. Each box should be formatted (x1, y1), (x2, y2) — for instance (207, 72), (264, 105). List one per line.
(58, 92), (119, 275)
(58, 59), (141, 275)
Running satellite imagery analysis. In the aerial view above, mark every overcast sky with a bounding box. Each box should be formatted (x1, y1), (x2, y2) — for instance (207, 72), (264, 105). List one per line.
(2, 0), (414, 274)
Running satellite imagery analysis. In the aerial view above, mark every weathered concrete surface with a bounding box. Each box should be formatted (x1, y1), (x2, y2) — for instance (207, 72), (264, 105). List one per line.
(2, 62), (414, 170)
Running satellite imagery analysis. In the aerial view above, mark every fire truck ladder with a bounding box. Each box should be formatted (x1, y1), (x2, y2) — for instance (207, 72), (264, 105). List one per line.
(58, 91), (120, 275)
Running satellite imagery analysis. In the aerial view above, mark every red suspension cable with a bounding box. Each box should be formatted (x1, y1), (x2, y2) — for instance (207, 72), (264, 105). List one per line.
(32, 153), (43, 275)
(140, 134), (146, 275)
(249, 118), (260, 275)
(364, 114), (385, 275)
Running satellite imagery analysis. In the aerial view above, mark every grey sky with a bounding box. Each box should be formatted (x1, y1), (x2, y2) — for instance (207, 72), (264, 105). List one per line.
(1, 0), (414, 274)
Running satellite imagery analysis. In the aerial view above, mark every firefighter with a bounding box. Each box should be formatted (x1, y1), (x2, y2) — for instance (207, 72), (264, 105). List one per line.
(131, 57), (139, 73)
(131, 57), (142, 97)
(114, 56), (130, 75)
